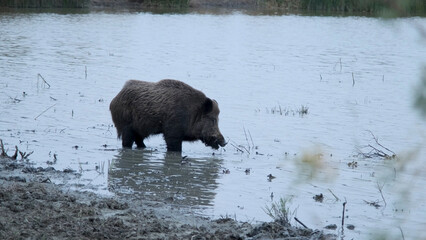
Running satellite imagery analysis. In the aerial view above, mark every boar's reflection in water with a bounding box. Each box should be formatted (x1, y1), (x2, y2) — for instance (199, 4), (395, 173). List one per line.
(109, 79), (226, 152)
(108, 149), (222, 207)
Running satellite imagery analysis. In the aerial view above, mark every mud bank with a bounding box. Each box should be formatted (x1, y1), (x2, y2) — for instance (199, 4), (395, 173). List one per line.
(0, 154), (335, 240)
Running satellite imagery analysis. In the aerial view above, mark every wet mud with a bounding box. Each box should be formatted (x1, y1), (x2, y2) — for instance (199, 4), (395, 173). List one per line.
(0, 155), (335, 240)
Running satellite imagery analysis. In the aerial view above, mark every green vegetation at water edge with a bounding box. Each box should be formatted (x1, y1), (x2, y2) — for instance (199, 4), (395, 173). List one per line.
(299, 0), (425, 15)
(0, 0), (89, 7)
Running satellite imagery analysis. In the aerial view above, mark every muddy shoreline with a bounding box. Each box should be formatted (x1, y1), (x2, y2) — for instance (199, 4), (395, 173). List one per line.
(0, 151), (335, 239)
(0, 152), (335, 240)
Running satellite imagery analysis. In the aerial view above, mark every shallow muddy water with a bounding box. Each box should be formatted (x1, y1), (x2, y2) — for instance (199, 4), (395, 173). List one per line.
(1, 9), (425, 239)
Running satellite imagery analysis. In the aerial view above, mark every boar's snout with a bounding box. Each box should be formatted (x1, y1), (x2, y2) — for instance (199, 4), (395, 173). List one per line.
(217, 134), (227, 147)
(203, 134), (226, 150)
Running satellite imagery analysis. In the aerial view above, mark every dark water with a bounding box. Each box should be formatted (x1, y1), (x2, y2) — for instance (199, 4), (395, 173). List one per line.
(0, 9), (425, 239)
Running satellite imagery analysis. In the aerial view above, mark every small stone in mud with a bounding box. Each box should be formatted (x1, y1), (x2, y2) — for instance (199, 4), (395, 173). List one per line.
(325, 224), (337, 230)
(22, 166), (37, 173)
(63, 168), (75, 173)
(313, 193), (324, 203)
(346, 224), (355, 230)
(8, 176), (26, 182)
(44, 166), (55, 171)
(6, 162), (23, 170)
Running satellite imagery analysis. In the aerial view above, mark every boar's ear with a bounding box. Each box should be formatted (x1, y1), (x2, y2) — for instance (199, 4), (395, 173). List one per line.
(202, 98), (213, 114)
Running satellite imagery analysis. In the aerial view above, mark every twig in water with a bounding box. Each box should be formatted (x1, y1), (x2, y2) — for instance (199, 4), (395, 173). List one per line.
(9, 96), (22, 103)
(0, 139), (7, 157)
(37, 73), (51, 88)
(248, 129), (254, 149)
(377, 181), (387, 207)
(34, 103), (57, 120)
(243, 126), (251, 152)
(11, 146), (18, 160)
(363, 200), (381, 208)
(229, 142), (244, 153)
(342, 200), (347, 228)
(357, 131), (396, 159)
(19, 150), (34, 160)
(368, 130), (396, 157)
(328, 188), (340, 201)
(399, 226), (405, 240)
(294, 217), (308, 228)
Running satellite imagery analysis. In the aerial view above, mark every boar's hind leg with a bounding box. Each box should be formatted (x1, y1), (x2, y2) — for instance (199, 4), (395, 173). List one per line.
(121, 126), (135, 148)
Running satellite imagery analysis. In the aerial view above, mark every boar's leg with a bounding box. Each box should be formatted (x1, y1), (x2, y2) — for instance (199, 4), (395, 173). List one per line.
(164, 136), (183, 152)
(163, 120), (185, 152)
(121, 126), (135, 148)
(134, 134), (146, 149)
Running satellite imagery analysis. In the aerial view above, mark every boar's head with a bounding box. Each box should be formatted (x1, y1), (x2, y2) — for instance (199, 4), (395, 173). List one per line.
(192, 98), (226, 150)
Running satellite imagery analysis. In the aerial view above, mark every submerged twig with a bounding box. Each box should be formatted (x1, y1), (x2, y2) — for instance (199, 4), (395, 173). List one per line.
(229, 142), (245, 153)
(9, 96), (22, 103)
(342, 201), (347, 228)
(0, 139), (33, 160)
(0, 139), (7, 157)
(328, 188), (340, 201)
(34, 103), (57, 120)
(377, 182), (387, 207)
(38, 73), (51, 88)
(363, 200), (381, 208)
(243, 126), (251, 152)
(294, 217), (308, 229)
(399, 226), (405, 240)
(368, 130), (396, 156)
(357, 131), (396, 160)
(11, 146), (18, 160)
(248, 129), (254, 149)
(19, 150), (33, 160)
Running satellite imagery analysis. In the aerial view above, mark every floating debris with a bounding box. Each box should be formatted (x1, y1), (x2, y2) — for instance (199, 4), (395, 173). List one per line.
(313, 193), (324, 203)
(347, 161), (358, 168)
(267, 174), (276, 181)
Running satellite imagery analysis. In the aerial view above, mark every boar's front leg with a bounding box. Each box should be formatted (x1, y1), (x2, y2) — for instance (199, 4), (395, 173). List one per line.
(164, 136), (183, 152)
(163, 118), (186, 152)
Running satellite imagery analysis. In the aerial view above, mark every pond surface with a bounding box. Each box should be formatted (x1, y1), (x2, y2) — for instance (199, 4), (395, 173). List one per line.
(0, 9), (425, 239)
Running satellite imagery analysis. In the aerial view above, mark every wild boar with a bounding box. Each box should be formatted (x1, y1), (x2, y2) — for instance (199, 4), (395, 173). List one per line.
(109, 79), (226, 152)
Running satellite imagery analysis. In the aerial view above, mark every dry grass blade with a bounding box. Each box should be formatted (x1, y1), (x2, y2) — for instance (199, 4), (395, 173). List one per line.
(263, 197), (293, 225)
